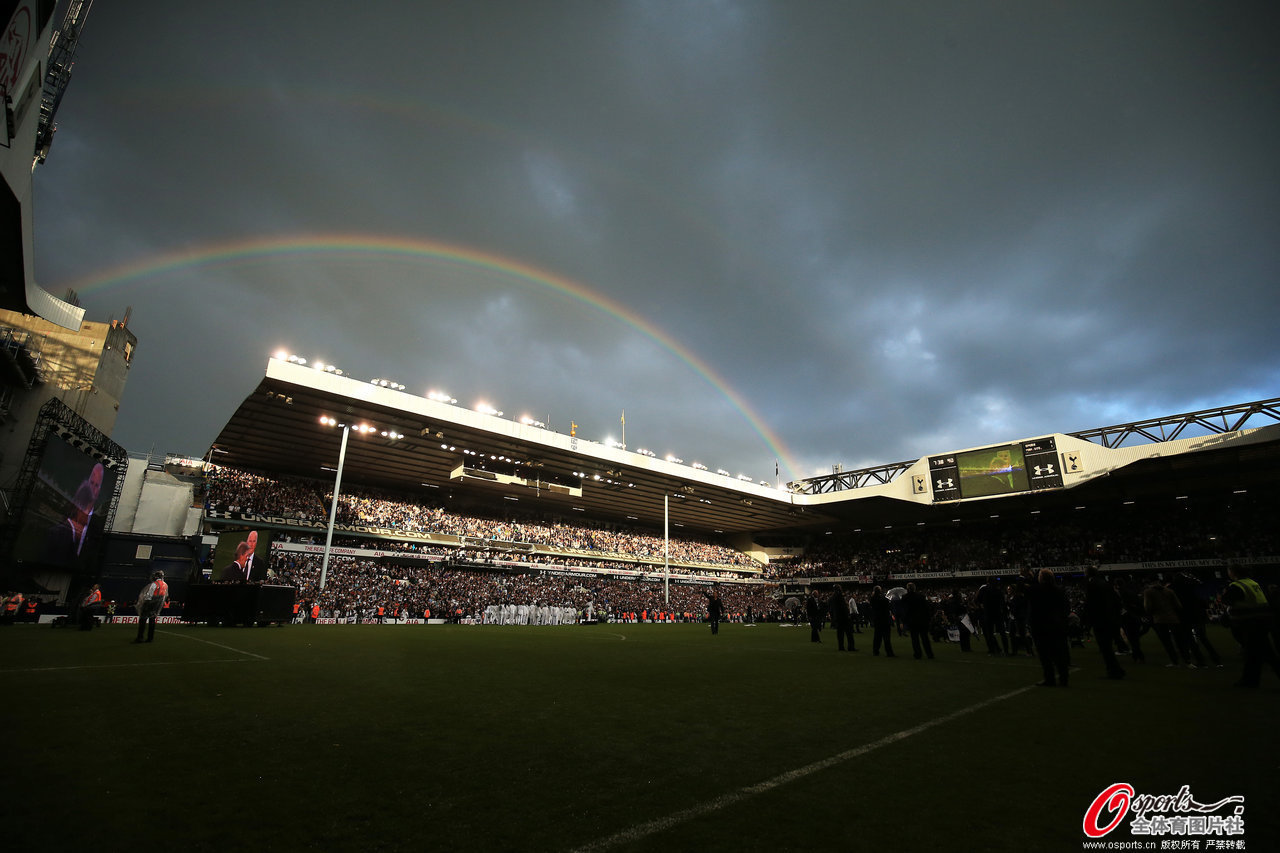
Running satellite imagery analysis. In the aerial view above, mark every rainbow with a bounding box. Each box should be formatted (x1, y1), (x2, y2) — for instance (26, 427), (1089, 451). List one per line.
(64, 234), (801, 478)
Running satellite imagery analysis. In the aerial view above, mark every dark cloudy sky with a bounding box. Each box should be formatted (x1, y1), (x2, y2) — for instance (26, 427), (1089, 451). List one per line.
(32, 1), (1280, 482)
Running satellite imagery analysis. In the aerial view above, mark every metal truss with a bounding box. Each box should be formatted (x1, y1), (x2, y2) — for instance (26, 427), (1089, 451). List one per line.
(789, 461), (915, 496)
(1067, 397), (1280, 448)
(789, 397), (1280, 496)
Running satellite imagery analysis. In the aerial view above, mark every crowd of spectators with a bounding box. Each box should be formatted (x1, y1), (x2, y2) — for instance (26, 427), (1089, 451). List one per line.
(206, 465), (763, 572)
(269, 550), (781, 624)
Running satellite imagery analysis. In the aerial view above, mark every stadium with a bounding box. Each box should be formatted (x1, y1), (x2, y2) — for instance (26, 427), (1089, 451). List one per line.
(5, 352), (1278, 851)
(4, 4), (1279, 853)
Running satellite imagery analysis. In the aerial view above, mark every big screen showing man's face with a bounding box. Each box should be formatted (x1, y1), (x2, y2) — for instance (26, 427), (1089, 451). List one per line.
(13, 435), (120, 569)
(214, 527), (273, 582)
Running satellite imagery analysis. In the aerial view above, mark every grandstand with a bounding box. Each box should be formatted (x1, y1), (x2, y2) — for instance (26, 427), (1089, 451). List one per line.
(52, 353), (1250, 627)
(194, 355), (1280, 557)
(0, 345), (1264, 617)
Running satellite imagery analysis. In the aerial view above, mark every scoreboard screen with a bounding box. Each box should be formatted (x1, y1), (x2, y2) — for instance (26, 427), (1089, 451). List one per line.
(929, 437), (1064, 502)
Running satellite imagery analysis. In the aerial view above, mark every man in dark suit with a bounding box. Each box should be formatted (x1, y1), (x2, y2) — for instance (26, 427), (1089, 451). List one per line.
(704, 588), (723, 635)
(828, 585), (856, 651)
(978, 578), (1010, 656)
(241, 530), (265, 582)
(805, 591), (823, 643)
(903, 582), (935, 660)
(870, 586), (896, 657)
(1029, 569), (1071, 687)
(1084, 566), (1126, 679)
(220, 541), (251, 582)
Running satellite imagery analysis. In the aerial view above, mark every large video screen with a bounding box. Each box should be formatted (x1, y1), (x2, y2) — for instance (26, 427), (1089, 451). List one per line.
(955, 443), (1031, 498)
(213, 527), (274, 582)
(12, 435), (121, 570)
(929, 437), (1064, 502)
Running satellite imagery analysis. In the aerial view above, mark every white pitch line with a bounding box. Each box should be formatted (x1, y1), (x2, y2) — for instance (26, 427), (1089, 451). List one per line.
(2, 630), (268, 673)
(162, 630), (270, 660)
(4, 658), (256, 673)
(569, 683), (1034, 853)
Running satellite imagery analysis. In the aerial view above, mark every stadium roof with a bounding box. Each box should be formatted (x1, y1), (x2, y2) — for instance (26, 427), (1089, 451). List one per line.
(208, 357), (836, 536)
(208, 358), (1280, 539)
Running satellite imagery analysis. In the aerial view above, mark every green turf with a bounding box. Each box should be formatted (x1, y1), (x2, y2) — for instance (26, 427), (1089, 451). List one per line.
(2, 622), (1274, 852)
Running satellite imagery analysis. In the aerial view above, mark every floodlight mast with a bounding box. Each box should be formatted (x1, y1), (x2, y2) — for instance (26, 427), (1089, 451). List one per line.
(664, 494), (670, 605)
(318, 423), (351, 591)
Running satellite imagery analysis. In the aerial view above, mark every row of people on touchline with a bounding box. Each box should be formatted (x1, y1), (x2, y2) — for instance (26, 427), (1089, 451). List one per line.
(801, 567), (1279, 688)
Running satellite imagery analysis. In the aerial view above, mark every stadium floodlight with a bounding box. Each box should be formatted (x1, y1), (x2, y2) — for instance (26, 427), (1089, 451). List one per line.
(317, 416), (400, 589)
(428, 390), (457, 404)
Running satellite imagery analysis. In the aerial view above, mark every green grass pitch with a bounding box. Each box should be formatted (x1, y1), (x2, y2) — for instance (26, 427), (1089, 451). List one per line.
(2, 622), (1274, 852)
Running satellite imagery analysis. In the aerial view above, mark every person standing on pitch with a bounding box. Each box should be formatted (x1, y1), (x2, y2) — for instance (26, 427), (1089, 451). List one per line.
(946, 588), (973, 652)
(1222, 565), (1280, 688)
(1171, 572), (1220, 667)
(870, 586), (896, 657)
(828, 585), (856, 652)
(805, 591), (823, 643)
(1084, 566), (1126, 680)
(79, 583), (103, 631)
(1118, 577), (1148, 664)
(704, 588), (724, 635)
(977, 578), (1010, 656)
(1029, 569), (1070, 687)
(1143, 576), (1192, 667)
(903, 582), (934, 660)
(133, 570), (169, 644)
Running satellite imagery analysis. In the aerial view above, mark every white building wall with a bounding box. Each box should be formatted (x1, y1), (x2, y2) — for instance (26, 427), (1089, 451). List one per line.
(110, 456), (197, 536)
(133, 479), (197, 536)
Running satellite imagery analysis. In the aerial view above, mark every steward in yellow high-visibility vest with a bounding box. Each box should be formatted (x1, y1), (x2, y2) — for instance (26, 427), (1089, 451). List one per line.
(1223, 566), (1279, 688)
